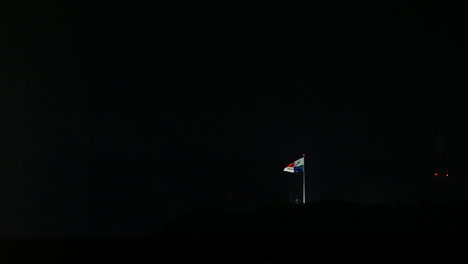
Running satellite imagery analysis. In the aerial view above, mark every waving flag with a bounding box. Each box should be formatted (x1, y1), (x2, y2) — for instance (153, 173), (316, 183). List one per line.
(283, 157), (304, 173)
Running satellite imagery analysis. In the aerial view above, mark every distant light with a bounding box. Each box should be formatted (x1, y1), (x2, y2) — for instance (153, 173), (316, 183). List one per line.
(302, 153), (306, 157)
(446, 173), (449, 177)
(434, 173), (438, 176)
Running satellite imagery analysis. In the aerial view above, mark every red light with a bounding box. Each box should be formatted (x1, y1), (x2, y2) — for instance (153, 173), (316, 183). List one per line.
(446, 173), (449, 177)
(434, 173), (438, 176)
(302, 153), (306, 157)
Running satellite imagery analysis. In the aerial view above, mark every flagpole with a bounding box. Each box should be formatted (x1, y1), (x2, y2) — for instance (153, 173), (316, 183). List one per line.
(302, 153), (306, 204)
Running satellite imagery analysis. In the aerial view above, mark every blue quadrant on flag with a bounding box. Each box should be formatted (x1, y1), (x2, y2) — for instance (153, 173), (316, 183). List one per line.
(284, 157), (304, 173)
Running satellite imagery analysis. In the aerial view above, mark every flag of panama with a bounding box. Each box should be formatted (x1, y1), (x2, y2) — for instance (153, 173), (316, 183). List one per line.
(283, 157), (304, 173)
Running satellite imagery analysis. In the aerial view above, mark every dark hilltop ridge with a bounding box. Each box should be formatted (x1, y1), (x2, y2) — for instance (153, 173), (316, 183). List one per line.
(156, 200), (468, 237)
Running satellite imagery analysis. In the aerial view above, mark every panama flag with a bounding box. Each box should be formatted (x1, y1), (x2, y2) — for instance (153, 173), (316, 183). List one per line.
(284, 157), (304, 173)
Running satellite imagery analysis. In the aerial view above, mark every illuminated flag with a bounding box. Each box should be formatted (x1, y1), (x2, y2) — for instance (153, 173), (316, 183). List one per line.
(283, 157), (304, 173)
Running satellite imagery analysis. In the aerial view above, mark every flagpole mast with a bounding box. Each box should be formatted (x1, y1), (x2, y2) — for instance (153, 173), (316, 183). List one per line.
(302, 153), (306, 204)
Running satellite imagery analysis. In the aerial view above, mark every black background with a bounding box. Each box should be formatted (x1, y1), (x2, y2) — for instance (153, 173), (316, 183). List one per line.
(1, 0), (466, 238)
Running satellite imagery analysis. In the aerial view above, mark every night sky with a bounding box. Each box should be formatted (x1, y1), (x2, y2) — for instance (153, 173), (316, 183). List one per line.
(2, 0), (467, 238)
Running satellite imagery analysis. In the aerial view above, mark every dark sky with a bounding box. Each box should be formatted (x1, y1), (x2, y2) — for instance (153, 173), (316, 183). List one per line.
(1, 0), (467, 238)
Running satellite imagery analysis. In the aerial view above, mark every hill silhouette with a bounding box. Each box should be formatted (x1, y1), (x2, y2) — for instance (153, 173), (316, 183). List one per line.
(155, 200), (468, 238)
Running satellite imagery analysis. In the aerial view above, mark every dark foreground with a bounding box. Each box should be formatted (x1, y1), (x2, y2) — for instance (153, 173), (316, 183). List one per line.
(157, 200), (468, 237)
(4, 201), (467, 263)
